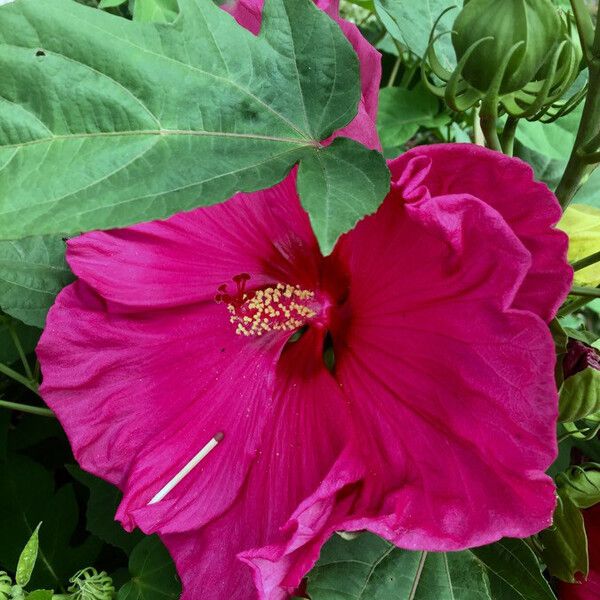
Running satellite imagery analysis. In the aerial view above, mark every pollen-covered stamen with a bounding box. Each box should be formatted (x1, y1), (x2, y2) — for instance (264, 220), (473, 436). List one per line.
(217, 276), (317, 337)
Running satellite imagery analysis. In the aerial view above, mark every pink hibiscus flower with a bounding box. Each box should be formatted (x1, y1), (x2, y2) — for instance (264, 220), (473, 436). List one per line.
(38, 140), (571, 599)
(559, 504), (600, 600)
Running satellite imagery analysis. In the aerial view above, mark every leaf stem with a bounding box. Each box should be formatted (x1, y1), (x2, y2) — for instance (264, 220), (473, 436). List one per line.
(0, 400), (54, 418)
(387, 56), (401, 87)
(0, 362), (39, 395)
(500, 116), (519, 156)
(556, 13), (600, 209)
(570, 285), (600, 298)
(557, 296), (595, 318)
(479, 110), (502, 152)
(572, 249), (600, 271)
(7, 322), (34, 381)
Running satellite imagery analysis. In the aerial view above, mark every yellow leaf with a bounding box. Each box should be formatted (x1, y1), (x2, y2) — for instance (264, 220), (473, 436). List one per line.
(559, 204), (600, 286)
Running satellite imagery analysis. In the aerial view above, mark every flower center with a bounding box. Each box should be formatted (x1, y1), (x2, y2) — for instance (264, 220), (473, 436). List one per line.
(215, 274), (318, 337)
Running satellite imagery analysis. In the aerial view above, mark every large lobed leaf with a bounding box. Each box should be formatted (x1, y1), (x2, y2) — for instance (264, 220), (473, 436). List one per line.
(0, 0), (389, 253)
(0, 237), (73, 328)
(307, 533), (557, 600)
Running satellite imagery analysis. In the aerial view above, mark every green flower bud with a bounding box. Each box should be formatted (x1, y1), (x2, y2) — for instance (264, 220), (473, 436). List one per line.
(452, 0), (560, 94)
(0, 572), (12, 600)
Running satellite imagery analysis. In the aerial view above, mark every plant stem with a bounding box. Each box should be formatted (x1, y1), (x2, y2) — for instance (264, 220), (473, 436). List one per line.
(0, 399), (54, 418)
(479, 110), (502, 152)
(557, 296), (593, 318)
(7, 322), (34, 381)
(570, 285), (600, 298)
(572, 249), (600, 271)
(556, 15), (600, 209)
(387, 56), (401, 87)
(500, 116), (519, 156)
(0, 362), (39, 395)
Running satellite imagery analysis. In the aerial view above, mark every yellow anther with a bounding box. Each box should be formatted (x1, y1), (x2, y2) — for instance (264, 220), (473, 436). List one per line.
(227, 283), (316, 337)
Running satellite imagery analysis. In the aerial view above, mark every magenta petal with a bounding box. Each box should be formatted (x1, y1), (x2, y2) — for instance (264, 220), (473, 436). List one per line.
(66, 175), (319, 310)
(37, 282), (283, 516)
(161, 331), (359, 599)
(390, 144), (572, 321)
(330, 190), (559, 549)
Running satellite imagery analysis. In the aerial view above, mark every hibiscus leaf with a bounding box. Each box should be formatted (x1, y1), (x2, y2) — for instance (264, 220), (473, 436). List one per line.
(377, 85), (441, 153)
(0, 314), (40, 366)
(133, 0), (178, 22)
(559, 368), (600, 423)
(471, 538), (557, 600)
(307, 533), (557, 600)
(297, 138), (390, 254)
(25, 591), (53, 600)
(117, 535), (181, 600)
(0, 0), (388, 251)
(68, 465), (144, 554)
(0, 237), (73, 328)
(307, 532), (492, 599)
(538, 488), (588, 583)
(0, 455), (102, 591)
(374, 0), (462, 69)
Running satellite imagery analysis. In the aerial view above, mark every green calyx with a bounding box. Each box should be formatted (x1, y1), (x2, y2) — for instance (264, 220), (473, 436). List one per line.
(423, 0), (584, 121)
(452, 0), (560, 95)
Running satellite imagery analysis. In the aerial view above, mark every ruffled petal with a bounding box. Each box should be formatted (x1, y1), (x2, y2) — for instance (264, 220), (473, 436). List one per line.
(390, 144), (572, 321)
(38, 281), (288, 532)
(224, 0), (381, 150)
(329, 189), (559, 549)
(66, 174), (319, 309)
(161, 330), (359, 599)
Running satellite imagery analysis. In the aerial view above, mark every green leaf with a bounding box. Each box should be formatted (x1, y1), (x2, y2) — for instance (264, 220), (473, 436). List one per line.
(516, 106), (583, 161)
(15, 522), (41, 587)
(0, 456), (102, 591)
(564, 327), (600, 346)
(559, 368), (600, 422)
(538, 488), (588, 583)
(98, 0), (127, 8)
(0, 237), (73, 328)
(573, 168), (600, 209)
(0, 315), (40, 366)
(0, 0), (388, 252)
(297, 138), (390, 254)
(377, 85), (440, 150)
(374, 0), (462, 68)
(68, 465), (144, 554)
(344, 0), (375, 10)
(133, 0), (178, 22)
(307, 533), (556, 600)
(470, 538), (556, 600)
(117, 536), (181, 600)
(561, 467), (600, 509)
(25, 591), (53, 600)
(514, 143), (565, 189)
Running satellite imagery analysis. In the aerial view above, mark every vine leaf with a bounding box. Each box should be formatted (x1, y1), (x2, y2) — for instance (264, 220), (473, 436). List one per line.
(0, 0), (389, 253)
(0, 455), (102, 591)
(307, 533), (557, 600)
(68, 465), (144, 554)
(117, 536), (181, 600)
(0, 237), (73, 328)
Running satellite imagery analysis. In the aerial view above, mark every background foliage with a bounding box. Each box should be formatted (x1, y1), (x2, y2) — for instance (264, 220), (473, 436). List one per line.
(1, 0), (600, 598)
